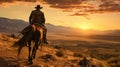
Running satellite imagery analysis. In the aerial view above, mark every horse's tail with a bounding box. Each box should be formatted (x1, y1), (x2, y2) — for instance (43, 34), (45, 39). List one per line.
(18, 35), (27, 56)
(12, 35), (28, 55)
(12, 25), (34, 56)
(18, 43), (24, 56)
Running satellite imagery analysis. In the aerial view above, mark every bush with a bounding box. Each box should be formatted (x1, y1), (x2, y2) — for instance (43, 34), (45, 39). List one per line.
(56, 50), (64, 57)
(10, 33), (17, 38)
(53, 45), (62, 49)
(73, 52), (83, 57)
(40, 54), (56, 61)
(90, 52), (119, 60)
(108, 57), (120, 67)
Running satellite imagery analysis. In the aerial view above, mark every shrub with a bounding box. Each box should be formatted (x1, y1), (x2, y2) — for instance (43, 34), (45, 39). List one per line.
(10, 33), (17, 39)
(53, 45), (62, 49)
(73, 52), (83, 57)
(40, 54), (56, 61)
(108, 57), (120, 67)
(56, 50), (64, 57)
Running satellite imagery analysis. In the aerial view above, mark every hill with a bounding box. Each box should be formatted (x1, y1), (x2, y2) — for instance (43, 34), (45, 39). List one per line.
(1, 17), (120, 42)
(0, 17), (120, 67)
(0, 33), (109, 67)
(0, 17), (28, 33)
(0, 17), (81, 35)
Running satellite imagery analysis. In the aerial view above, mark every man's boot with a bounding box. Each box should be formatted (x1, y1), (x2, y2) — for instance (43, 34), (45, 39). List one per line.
(43, 30), (48, 44)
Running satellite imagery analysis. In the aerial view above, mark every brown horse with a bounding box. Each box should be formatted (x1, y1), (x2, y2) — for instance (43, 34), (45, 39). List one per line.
(13, 24), (43, 64)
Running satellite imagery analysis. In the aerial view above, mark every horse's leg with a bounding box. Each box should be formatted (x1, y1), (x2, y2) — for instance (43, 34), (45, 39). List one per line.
(39, 41), (42, 51)
(28, 41), (31, 61)
(32, 41), (39, 59)
(28, 41), (33, 64)
(31, 43), (36, 59)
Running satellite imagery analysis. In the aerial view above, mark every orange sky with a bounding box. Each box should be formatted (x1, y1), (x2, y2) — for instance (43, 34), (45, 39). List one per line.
(0, 0), (120, 31)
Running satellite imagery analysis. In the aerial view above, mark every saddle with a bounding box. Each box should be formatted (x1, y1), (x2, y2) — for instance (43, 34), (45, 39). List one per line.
(21, 23), (43, 35)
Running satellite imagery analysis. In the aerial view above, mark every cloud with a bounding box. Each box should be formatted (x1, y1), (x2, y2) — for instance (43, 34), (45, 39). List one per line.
(0, 0), (14, 4)
(70, 13), (88, 16)
(70, 12), (91, 20)
(43, 0), (120, 14)
(84, 0), (120, 14)
(42, 0), (95, 17)
(0, 0), (38, 4)
(99, 1), (120, 12)
(43, 0), (84, 5)
(43, 0), (92, 10)
(0, 0), (120, 17)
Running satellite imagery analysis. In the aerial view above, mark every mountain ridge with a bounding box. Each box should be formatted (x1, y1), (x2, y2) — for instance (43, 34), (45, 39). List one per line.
(0, 17), (82, 35)
(0, 17), (120, 36)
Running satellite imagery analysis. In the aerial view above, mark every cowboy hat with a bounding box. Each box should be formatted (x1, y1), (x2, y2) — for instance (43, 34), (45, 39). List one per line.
(35, 5), (43, 9)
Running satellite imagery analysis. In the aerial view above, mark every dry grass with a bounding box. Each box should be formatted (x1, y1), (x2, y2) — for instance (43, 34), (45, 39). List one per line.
(0, 33), (118, 67)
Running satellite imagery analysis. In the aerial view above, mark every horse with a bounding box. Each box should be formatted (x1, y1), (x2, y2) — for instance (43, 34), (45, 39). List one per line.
(13, 24), (43, 64)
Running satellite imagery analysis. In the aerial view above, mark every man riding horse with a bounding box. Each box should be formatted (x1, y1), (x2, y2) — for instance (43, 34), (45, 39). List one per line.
(22, 5), (48, 44)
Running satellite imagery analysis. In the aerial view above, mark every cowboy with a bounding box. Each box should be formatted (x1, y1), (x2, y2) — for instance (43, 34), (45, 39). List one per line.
(22, 5), (48, 44)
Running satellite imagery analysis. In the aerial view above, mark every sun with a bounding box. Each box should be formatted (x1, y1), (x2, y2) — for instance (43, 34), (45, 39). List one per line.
(80, 25), (90, 30)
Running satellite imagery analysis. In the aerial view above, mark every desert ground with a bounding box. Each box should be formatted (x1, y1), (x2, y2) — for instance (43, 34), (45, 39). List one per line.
(0, 33), (120, 67)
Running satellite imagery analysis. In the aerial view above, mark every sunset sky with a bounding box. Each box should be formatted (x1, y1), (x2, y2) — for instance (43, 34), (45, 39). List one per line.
(0, 0), (120, 31)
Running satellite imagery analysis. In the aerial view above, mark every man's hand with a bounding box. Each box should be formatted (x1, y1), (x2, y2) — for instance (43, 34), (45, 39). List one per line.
(29, 20), (32, 24)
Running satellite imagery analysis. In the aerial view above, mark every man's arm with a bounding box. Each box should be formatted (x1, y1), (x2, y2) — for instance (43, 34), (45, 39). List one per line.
(41, 12), (45, 24)
(29, 11), (33, 24)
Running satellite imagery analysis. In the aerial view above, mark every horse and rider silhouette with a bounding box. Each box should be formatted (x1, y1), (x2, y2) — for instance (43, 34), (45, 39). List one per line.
(13, 5), (48, 64)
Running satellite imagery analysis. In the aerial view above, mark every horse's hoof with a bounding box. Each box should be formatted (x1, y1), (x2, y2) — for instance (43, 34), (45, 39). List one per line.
(28, 61), (33, 65)
(28, 57), (32, 62)
(28, 59), (30, 62)
(32, 56), (35, 59)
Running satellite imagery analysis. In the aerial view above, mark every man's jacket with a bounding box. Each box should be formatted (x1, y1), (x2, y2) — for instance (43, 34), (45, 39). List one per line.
(29, 10), (45, 25)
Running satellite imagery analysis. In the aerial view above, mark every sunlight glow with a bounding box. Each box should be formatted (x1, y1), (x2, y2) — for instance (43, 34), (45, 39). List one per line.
(80, 25), (90, 30)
